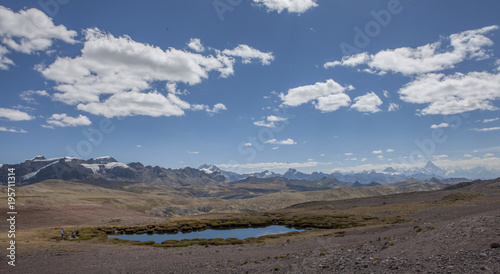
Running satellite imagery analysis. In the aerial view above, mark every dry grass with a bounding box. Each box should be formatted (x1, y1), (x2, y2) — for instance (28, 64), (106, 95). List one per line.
(0, 180), (424, 217)
(2, 179), (499, 250)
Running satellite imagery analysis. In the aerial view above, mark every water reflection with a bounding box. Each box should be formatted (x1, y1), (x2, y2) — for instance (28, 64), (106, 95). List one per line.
(108, 225), (304, 243)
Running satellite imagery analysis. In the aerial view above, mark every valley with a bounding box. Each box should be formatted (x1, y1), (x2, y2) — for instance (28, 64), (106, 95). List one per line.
(0, 162), (499, 272)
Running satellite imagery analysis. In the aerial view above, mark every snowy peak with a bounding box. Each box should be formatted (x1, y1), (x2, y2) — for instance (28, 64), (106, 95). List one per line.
(0, 156), (228, 186)
(420, 161), (445, 176)
(31, 155), (47, 161)
(198, 164), (281, 181)
(383, 167), (398, 173)
(92, 156), (118, 164)
(248, 170), (280, 179)
(424, 161), (441, 171)
(198, 164), (221, 174)
(283, 168), (311, 180)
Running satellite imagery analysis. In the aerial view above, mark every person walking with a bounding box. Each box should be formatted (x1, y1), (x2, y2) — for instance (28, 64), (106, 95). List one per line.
(61, 228), (65, 240)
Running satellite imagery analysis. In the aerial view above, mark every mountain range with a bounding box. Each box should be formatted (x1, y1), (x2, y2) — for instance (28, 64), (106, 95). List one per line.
(199, 161), (495, 184)
(0, 156), (226, 187)
(1, 156), (495, 188)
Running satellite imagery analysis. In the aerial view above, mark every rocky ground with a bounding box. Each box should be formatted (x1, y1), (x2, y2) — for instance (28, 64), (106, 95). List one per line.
(1, 179), (499, 273)
(1, 204), (498, 273)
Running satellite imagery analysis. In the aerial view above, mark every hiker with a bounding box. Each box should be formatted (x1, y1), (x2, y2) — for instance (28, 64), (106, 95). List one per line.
(71, 230), (76, 239)
(61, 228), (65, 240)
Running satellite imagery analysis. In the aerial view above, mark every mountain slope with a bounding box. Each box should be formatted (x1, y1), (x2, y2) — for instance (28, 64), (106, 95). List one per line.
(0, 156), (227, 187)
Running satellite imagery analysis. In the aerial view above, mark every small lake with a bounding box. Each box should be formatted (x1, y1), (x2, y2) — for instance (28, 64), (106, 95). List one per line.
(108, 225), (304, 243)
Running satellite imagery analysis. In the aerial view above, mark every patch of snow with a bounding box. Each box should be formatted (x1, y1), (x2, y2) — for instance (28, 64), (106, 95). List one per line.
(0, 164), (3, 168)
(30, 155), (46, 161)
(81, 164), (101, 174)
(200, 168), (213, 174)
(33, 157), (62, 162)
(96, 156), (113, 160)
(22, 161), (58, 181)
(23, 171), (39, 181)
(63, 157), (81, 162)
(104, 162), (129, 169)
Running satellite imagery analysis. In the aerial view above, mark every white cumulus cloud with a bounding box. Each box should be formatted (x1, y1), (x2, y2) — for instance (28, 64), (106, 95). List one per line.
(350, 92), (383, 113)
(399, 71), (500, 115)
(45, 114), (91, 128)
(39, 29), (271, 118)
(388, 103), (399, 112)
(0, 107), (33, 121)
(222, 44), (274, 65)
(280, 79), (353, 112)
(431, 123), (450, 129)
(253, 120), (275, 128)
(325, 25), (498, 75)
(187, 38), (205, 52)
(0, 126), (27, 133)
(483, 118), (499, 123)
(265, 138), (297, 145)
(207, 103), (227, 115)
(267, 115), (287, 122)
(253, 0), (318, 14)
(20, 90), (49, 103)
(0, 6), (77, 69)
(472, 126), (500, 132)
(254, 115), (288, 128)
(315, 93), (352, 113)
(77, 91), (190, 118)
(0, 45), (13, 70)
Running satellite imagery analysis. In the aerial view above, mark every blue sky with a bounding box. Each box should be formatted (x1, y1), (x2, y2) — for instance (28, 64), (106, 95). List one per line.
(1, 0), (500, 174)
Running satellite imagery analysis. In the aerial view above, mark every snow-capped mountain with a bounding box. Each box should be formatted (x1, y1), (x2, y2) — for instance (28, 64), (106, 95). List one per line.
(202, 161), (494, 184)
(380, 161), (498, 181)
(2, 156), (496, 187)
(383, 167), (398, 174)
(199, 164), (280, 182)
(0, 156), (227, 186)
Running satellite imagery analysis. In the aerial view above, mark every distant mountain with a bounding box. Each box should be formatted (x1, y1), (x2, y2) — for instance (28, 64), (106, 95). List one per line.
(229, 176), (349, 191)
(351, 181), (363, 188)
(446, 166), (500, 180)
(282, 168), (332, 181)
(199, 164), (243, 182)
(205, 161), (489, 184)
(199, 164), (280, 182)
(413, 161), (447, 177)
(388, 178), (452, 191)
(383, 167), (398, 173)
(0, 156), (227, 187)
(351, 181), (381, 188)
(1, 157), (488, 191)
(248, 170), (281, 179)
(381, 161), (498, 181)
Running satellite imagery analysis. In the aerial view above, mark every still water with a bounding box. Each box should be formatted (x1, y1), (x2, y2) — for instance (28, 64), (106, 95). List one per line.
(108, 225), (304, 243)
